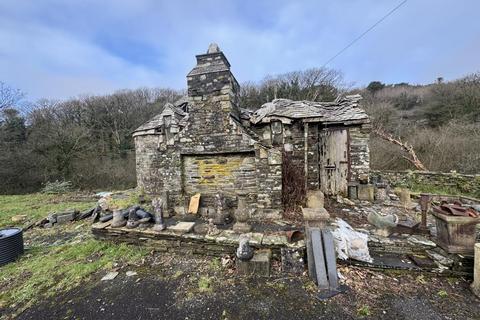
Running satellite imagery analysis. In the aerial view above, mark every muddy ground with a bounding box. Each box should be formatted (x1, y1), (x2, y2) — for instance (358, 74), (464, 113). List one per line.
(14, 249), (480, 320)
(2, 192), (480, 320)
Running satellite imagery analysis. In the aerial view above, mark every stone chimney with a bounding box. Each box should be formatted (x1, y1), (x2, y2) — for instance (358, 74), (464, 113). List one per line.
(187, 43), (240, 121)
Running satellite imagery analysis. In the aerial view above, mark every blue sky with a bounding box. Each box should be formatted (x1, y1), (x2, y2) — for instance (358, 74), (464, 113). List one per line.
(0, 0), (479, 100)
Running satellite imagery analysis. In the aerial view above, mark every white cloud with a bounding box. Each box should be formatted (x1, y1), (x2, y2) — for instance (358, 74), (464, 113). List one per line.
(0, 0), (479, 99)
(0, 17), (172, 99)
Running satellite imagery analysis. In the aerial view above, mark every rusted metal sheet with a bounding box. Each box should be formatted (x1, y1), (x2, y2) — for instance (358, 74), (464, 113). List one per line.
(434, 203), (479, 218)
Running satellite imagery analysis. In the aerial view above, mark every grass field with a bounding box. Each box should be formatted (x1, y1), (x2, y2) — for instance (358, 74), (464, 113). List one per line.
(0, 193), (149, 318)
(0, 193), (97, 228)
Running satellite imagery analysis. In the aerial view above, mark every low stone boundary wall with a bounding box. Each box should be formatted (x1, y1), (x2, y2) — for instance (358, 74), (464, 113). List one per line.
(371, 170), (480, 199)
(92, 221), (304, 259)
(92, 222), (472, 276)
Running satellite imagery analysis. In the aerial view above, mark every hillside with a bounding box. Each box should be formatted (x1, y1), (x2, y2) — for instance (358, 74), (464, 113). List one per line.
(356, 74), (480, 173)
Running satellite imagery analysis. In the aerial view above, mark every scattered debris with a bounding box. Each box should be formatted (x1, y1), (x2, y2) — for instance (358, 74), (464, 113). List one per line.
(426, 250), (454, 268)
(389, 193), (399, 201)
(367, 211), (398, 236)
(407, 235), (436, 248)
(101, 272), (119, 281)
(125, 271), (138, 277)
(221, 255), (234, 268)
(187, 193), (201, 214)
(95, 192), (113, 198)
(281, 248), (304, 274)
(207, 219), (221, 236)
(331, 218), (372, 263)
(433, 201), (479, 218)
(56, 210), (78, 224)
(169, 221), (195, 235)
(11, 215), (27, 223)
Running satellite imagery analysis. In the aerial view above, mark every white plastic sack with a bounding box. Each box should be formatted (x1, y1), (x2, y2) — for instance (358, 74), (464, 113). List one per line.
(331, 218), (373, 263)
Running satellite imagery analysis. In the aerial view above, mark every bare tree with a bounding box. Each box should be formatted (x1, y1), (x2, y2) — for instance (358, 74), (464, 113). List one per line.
(0, 82), (24, 111)
(373, 127), (427, 171)
(239, 67), (346, 110)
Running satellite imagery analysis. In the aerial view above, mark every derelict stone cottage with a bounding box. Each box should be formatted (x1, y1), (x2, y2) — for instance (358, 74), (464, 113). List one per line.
(133, 44), (371, 220)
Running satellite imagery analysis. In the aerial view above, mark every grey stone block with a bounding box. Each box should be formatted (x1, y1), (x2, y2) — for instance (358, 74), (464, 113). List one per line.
(236, 249), (271, 277)
(56, 211), (77, 224)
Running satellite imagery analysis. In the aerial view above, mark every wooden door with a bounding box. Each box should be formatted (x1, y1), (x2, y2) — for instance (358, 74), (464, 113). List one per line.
(319, 128), (349, 195)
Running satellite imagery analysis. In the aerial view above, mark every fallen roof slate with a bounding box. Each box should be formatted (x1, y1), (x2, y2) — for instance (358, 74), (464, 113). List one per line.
(250, 95), (369, 125)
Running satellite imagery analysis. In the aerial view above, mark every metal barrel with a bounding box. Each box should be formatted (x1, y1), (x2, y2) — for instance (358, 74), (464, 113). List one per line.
(0, 228), (24, 266)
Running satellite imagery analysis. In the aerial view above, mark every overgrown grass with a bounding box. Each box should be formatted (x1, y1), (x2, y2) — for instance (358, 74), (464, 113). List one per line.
(407, 183), (472, 198)
(198, 276), (213, 293)
(0, 239), (148, 314)
(0, 193), (96, 228)
(0, 193), (148, 317)
(357, 305), (371, 317)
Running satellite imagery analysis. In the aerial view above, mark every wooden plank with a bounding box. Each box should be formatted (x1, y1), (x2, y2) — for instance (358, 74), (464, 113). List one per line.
(322, 229), (338, 289)
(311, 228), (329, 289)
(188, 193), (201, 214)
(305, 225), (316, 280)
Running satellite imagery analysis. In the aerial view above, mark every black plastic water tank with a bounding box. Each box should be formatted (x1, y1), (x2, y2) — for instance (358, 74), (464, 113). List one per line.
(0, 228), (24, 266)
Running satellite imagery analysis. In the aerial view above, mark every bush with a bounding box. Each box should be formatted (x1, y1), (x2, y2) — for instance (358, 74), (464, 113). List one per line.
(41, 180), (73, 194)
(282, 152), (305, 219)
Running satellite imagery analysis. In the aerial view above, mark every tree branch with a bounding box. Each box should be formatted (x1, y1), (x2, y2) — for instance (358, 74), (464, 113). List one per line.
(374, 128), (428, 171)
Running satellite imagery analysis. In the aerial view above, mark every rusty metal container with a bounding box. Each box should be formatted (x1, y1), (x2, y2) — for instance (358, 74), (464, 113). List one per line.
(432, 211), (480, 254)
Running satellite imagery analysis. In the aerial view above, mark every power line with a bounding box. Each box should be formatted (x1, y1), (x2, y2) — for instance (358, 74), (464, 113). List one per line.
(322, 0), (408, 68)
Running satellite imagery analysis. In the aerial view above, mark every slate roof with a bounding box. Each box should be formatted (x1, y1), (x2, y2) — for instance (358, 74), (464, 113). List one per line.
(250, 94), (369, 125)
(133, 102), (188, 133)
(188, 63), (230, 76)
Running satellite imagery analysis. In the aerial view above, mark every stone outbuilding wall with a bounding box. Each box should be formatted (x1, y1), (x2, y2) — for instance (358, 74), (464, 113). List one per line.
(249, 122), (370, 193)
(134, 44), (372, 220)
(248, 97), (371, 196)
(134, 44), (282, 220)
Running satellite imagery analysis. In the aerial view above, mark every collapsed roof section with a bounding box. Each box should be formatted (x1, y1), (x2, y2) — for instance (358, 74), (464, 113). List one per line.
(134, 93), (369, 136)
(250, 94), (369, 125)
(133, 100), (189, 136)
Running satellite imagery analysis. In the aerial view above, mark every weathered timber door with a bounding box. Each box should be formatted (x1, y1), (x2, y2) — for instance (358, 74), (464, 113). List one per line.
(319, 128), (349, 195)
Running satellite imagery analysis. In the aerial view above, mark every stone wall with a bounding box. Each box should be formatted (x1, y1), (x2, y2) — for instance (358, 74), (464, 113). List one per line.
(182, 152), (257, 206)
(255, 146), (283, 219)
(371, 170), (480, 198)
(134, 45), (283, 220)
(349, 123), (371, 183)
(251, 121), (371, 193)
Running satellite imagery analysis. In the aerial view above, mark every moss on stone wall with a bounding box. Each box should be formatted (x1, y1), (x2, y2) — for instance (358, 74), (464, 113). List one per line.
(371, 170), (480, 199)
